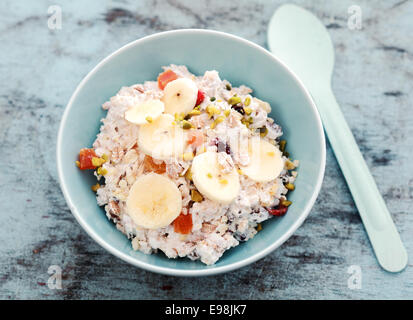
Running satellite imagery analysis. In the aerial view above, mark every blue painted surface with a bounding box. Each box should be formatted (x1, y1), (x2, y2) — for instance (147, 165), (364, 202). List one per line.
(0, 0), (412, 299)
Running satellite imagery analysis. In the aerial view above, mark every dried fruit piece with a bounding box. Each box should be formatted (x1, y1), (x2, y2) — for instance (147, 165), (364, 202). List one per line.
(231, 105), (245, 115)
(266, 205), (288, 216)
(196, 90), (205, 105)
(187, 130), (204, 147)
(143, 155), (166, 174)
(78, 148), (97, 170)
(173, 213), (193, 234)
(157, 69), (178, 90)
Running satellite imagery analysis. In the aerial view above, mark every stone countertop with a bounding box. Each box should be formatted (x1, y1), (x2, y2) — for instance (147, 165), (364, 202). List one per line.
(0, 0), (412, 299)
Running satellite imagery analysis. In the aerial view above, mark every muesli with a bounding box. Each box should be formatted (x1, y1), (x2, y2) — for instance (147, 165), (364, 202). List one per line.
(76, 65), (298, 265)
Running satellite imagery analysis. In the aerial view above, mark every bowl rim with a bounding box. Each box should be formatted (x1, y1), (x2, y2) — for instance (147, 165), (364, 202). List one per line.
(57, 28), (326, 277)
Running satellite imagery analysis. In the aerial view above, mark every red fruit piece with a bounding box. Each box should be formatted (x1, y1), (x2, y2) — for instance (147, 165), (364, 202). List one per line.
(266, 205), (288, 216)
(157, 69), (178, 90)
(173, 213), (193, 234)
(78, 148), (97, 170)
(196, 90), (205, 106)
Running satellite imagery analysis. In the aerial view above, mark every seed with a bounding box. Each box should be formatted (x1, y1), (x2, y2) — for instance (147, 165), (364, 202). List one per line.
(224, 110), (230, 117)
(256, 223), (262, 231)
(184, 167), (192, 180)
(215, 116), (225, 123)
(217, 99), (222, 102)
(211, 116), (225, 129)
(92, 157), (105, 167)
(97, 167), (108, 176)
(207, 173), (213, 178)
(244, 97), (251, 106)
(194, 105), (200, 110)
(244, 107), (252, 115)
(175, 112), (185, 122)
(188, 109), (201, 116)
(182, 120), (193, 130)
(182, 152), (194, 161)
(206, 105), (220, 117)
(285, 183), (295, 191)
(281, 200), (292, 207)
(228, 96), (242, 105)
(91, 183), (100, 192)
(210, 97), (216, 102)
(286, 159), (295, 170)
(101, 154), (108, 161)
(145, 116), (153, 123)
(267, 151), (275, 156)
(75, 161), (80, 167)
(241, 119), (250, 128)
(226, 83), (232, 90)
(219, 179), (228, 185)
(247, 117), (253, 124)
(279, 140), (287, 153)
(237, 169), (243, 175)
(191, 189), (204, 202)
(259, 127), (268, 137)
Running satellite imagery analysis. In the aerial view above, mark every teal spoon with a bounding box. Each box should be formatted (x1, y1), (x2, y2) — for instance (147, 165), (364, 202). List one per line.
(268, 4), (407, 272)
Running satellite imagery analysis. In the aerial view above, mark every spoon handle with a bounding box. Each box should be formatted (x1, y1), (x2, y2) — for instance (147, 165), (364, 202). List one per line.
(315, 88), (407, 272)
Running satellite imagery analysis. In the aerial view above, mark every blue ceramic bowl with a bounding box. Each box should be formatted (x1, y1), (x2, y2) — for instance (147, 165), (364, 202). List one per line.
(57, 29), (325, 276)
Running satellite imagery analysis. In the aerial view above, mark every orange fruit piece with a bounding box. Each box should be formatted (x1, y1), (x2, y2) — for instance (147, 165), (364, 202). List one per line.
(173, 213), (193, 234)
(157, 69), (178, 90)
(78, 148), (97, 170)
(143, 155), (166, 174)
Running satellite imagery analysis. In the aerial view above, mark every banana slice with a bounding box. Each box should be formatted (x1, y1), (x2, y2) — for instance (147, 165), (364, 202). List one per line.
(191, 151), (240, 204)
(138, 114), (186, 160)
(125, 99), (164, 124)
(126, 173), (182, 229)
(162, 78), (198, 115)
(241, 137), (284, 182)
